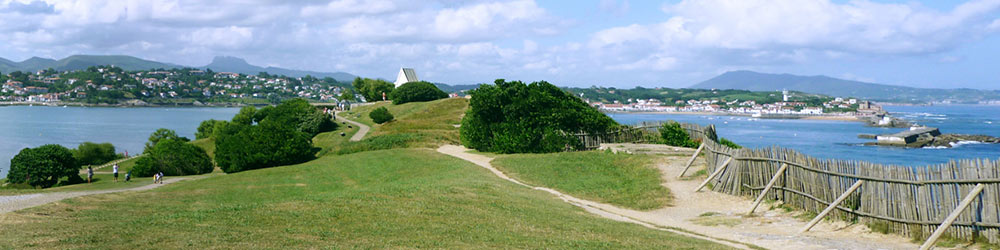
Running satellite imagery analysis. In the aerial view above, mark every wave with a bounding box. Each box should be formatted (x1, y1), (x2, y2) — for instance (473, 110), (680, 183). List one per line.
(950, 141), (985, 148)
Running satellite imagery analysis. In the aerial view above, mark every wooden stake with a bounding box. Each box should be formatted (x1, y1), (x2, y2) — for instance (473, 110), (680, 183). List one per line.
(919, 183), (985, 250)
(749, 163), (789, 214)
(695, 156), (734, 192)
(800, 180), (865, 233)
(678, 143), (705, 178)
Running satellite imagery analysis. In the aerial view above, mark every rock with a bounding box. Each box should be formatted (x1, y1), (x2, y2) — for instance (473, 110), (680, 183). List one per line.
(927, 134), (1000, 148)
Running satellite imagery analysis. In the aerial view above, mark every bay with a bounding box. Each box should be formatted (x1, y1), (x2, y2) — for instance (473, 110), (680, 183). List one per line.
(608, 105), (1000, 166)
(0, 106), (239, 176)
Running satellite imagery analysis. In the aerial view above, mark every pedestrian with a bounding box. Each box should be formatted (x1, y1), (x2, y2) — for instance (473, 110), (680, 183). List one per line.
(158, 171), (164, 184)
(112, 163), (119, 183)
(152, 173), (159, 184)
(125, 170), (132, 182)
(87, 166), (94, 183)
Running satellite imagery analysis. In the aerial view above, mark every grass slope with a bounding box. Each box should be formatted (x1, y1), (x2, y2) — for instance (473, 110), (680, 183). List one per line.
(492, 151), (671, 210)
(0, 149), (727, 249)
(336, 98), (468, 152)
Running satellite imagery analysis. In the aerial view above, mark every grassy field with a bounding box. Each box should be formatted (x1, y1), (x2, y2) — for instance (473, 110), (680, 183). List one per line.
(0, 149), (729, 249)
(312, 120), (360, 157)
(339, 98), (468, 149)
(0, 173), (156, 195)
(492, 151), (672, 210)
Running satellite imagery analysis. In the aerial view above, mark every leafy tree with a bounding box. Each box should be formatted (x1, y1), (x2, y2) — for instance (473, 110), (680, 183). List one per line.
(460, 79), (618, 153)
(660, 122), (699, 148)
(144, 128), (190, 153)
(232, 106), (258, 125)
(340, 88), (355, 101)
(256, 98), (335, 137)
(73, 142), (118, 166)
(195, 119), (225, 139)
(214, 122), (316, 173)
(6, 144), (80, 188)
(352, 77), (394, 102)
(133, 139), (213, 177)
(369, 107), (394, 124)
(389, 81), (448, 105)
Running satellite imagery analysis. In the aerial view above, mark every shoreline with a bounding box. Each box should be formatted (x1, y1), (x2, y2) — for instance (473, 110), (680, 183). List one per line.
(605, 111), (862, 122)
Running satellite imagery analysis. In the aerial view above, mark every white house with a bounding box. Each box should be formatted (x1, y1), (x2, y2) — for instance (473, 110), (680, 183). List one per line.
(394, 68), (418, 87)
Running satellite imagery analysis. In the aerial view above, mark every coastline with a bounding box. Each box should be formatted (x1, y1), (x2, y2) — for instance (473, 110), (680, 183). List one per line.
(604, 111), (862, 122)
(0, 101), (331, 108)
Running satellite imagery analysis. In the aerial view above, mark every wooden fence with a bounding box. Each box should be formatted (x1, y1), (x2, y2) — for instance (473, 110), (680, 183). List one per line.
(683, 123), (1000, 247)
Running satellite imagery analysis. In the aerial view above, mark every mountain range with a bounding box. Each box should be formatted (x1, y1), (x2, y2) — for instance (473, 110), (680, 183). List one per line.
(0, 55), (356, 82)
(692, 70), (1000, 103)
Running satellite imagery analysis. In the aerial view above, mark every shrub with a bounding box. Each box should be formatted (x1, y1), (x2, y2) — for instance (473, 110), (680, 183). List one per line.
(255, 98), (336, 137)
(6, 144), (79, 188)
(214, 122), (317, 173)
(195, 119), (225, 139)
(719, 137), (742, 149)
(370, 107), (394, 124)
(660, 122), (699, 148)
(460, 79), (618, 153)
(389, 81), (448, 105)
(352, 77), (395, 102)
(73, 142), (118, 166)
(132, 139), (213, 177)
(144, 128), (190, 153)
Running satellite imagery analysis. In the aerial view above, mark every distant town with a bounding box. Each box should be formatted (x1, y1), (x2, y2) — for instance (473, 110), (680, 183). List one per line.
(1, 66), (353, 106)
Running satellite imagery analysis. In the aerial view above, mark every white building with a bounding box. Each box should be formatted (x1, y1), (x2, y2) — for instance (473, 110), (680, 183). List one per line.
(394, 68), (419, 87)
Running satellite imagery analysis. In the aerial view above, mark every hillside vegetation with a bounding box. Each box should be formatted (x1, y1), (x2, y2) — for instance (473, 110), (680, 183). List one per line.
(338, 98), (467, 150)
(0, 149), (729, 249)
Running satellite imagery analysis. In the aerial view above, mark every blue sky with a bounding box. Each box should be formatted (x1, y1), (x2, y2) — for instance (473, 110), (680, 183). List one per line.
(0, 0), (998, 89)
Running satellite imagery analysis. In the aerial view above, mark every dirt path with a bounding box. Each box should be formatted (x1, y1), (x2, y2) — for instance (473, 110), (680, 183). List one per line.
(0, 175), (202, 214)
(335, 111), (370, 142)
(437, 145), (923, 250)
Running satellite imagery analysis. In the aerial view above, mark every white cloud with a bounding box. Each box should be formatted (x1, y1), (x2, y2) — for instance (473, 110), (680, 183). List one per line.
(300, 0), (397, 17)
(990, 18), (1000, 30)
(185, 26), (253, 49)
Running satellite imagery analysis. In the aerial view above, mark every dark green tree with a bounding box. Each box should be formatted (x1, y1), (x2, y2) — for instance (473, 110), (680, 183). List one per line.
(389, 81), (448, 105)
(460, 79), (618, 153)
(7, 144), (80, 188)
(340, 88), (355, 101)
(73, 142), (118, 166)
(214, 122), (316, 173)
(256, 98), (335, 137)
(660, 122), (698, 148)
(144, 128), (190, 153)
(195, 119), (224, 139)
(133, 139), (213, 177)
(369, 107), (394, 124)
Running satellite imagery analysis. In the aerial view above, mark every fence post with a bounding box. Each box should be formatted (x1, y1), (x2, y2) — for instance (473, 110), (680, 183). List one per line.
(799, 180), (864, 233)
(748, 163), (789, 214)
(695, 154), (735, 192)
(919, 183), (986, 250)
(678, 143), (705, 178)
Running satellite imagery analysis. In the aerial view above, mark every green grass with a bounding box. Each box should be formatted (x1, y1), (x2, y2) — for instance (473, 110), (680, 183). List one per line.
(189, 138), (216, 158)
(0, 149), (730, 249)
(0, 174), (155, 195)
(492, 151), (672, 210)
(311, 121), (360, 157)
(341, 98), (468, 148)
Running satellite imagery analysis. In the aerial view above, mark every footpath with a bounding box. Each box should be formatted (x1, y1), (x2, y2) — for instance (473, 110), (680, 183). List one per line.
(335, 111), (370, 142)
(0, 175), (203, 214)
(438, 145), (923, 250)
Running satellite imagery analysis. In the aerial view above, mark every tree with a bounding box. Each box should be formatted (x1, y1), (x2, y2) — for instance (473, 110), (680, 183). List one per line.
(133, 139), (213, 177)
(144, 128), (190, 153)
(352, 77), (394, 102)
(256, 98), (335, 137)
(73, 142), (118, 166)
(389, 81), (448, 105)
(369, 107), (394, 124)
(214, 122), (316, 173)
(460, 79), (618, 153)
(232, 106), (258, 125)
(660, 122), (699, 148)
(7, 144), (80, 188)
(340, 88), (355, 101)
(195, 119), (224, 139)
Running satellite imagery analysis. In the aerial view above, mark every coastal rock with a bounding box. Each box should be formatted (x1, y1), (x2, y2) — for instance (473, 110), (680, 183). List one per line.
(927, 134), (1000, 148)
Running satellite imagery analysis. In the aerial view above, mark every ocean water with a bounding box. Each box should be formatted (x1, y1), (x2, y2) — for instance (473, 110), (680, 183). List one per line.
(608, 105), (1000, 167)
(0, 106), (239, 176)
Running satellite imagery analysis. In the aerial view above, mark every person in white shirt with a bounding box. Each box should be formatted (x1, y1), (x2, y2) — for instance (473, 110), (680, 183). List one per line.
(112, 163), (119, 183)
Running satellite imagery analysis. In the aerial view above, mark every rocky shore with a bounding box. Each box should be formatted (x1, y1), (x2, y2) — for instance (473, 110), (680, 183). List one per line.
(927, 134), (1000, 148)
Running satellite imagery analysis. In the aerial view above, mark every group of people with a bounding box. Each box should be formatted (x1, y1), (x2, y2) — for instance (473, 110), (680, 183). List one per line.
(84, 163), (155, 184)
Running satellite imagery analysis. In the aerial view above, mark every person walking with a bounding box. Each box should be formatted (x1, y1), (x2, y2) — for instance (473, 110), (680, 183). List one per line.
(157, 171), (164, 184)
(125, 170), (132, 182)
(87, 166), (94, 183)
(112, 163), (119, 183)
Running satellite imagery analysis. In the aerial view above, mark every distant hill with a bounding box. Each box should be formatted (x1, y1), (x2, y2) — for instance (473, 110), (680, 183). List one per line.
(0, 54), (356, 82)
(692, 70), (1000, 103)
(202, 56), (355, 82)
(433, 83), (481, 93)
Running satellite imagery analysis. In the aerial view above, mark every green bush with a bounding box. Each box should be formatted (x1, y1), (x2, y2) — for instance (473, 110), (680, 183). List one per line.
(719, 137), (742, 149)
(214, 122), (317, 173)
(195, 119), (225, 139)
(256, 98), (336, 137)
(6, 144), (79, 188)
(389, 81), (448, 105)
(660, 122), (699, 148)
(73, 142), (118, 166)
(144, 128), (190, 153)
(352, 77), (395, 102)
(132, 139), (213, 177)
(370, 107), (394, 124)
(460, 79), (618, 153)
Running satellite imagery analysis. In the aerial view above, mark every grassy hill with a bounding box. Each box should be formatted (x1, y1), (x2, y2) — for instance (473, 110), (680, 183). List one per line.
(334, 98), (468, 154)
(692, 70), (1000, 103)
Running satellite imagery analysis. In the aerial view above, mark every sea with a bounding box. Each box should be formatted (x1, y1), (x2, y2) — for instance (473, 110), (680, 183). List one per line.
(608, 105), (1000, 167)
(0, 106), (239, 176)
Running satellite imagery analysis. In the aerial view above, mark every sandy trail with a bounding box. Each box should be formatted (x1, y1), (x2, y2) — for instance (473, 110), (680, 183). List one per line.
(438, 145), (922, 250)
(335, 111), (370, 142)
(0, 175), (202, 214)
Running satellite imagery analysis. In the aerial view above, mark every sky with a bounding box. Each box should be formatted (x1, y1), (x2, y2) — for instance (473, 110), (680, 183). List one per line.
(0, 0), (999, 89)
